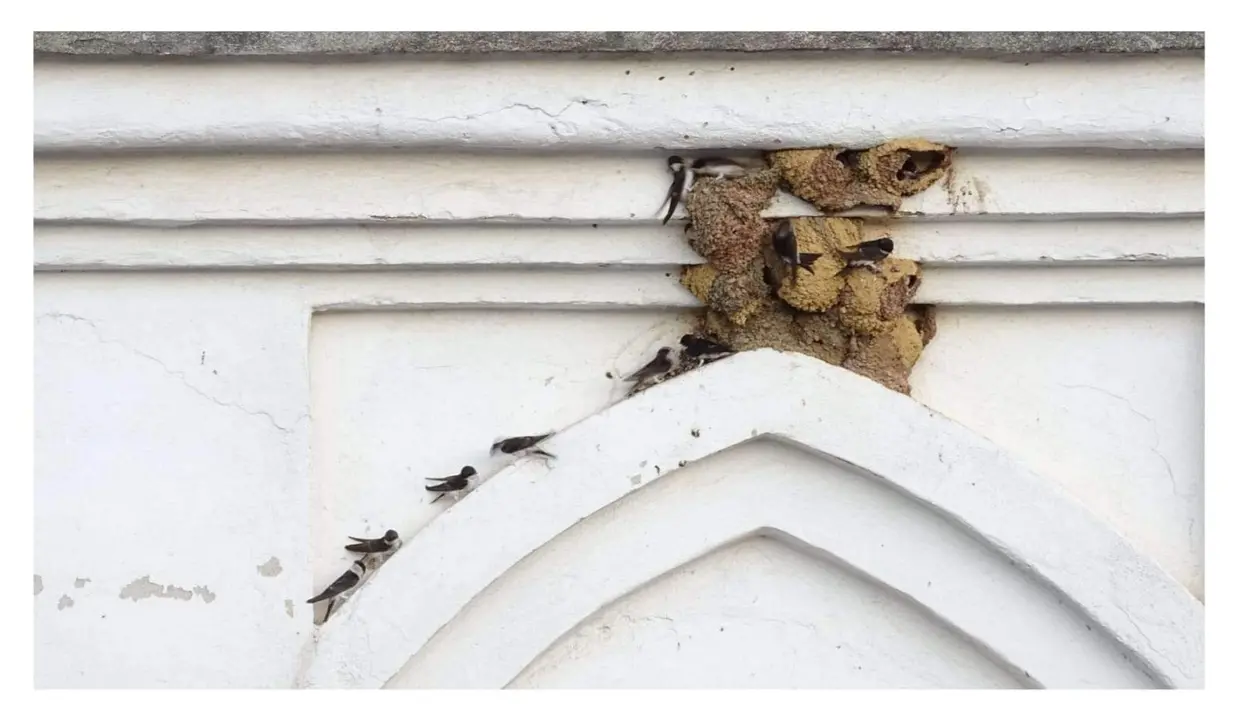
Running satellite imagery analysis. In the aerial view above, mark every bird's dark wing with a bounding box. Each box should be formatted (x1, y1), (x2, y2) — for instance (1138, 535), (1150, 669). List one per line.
(662, 172), (685, 225)
(425, 471), (463, 483)
(692, 338), (733, 355)
(306, 568), (361, 604)
(425, 477), (466, 492)
(496, 437), (526, 453)
(499, 434), (553, 453)
(623, 358), (661, 382)
(798, 253), (823, 272)
(771, 223), (795, 259)
(344, 537), (386, 553)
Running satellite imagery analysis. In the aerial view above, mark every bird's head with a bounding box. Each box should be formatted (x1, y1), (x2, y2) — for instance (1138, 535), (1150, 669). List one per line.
(667, 155), (684, 171)
(679, 334), (695, 346)
(657, 347), (672, 358)
(461, 465), (477, 477)
(875, 237), (895, 253)
(383, 529), (399, 542)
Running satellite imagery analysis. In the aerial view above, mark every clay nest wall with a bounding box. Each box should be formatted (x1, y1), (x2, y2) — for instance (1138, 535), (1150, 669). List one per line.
(678, 140), (951, 394)
(769, 139), (953, 213)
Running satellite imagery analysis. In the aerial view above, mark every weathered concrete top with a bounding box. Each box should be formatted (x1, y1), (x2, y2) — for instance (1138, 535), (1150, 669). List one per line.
(34, 31), (1204, 57)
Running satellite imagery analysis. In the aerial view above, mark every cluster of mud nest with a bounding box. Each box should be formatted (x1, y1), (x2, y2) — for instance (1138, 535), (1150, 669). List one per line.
(679, 139), (952, 394)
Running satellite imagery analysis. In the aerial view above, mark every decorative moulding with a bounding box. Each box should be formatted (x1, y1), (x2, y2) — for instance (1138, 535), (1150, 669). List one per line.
(34, 54), (1203, 151)
(301, 349), (1203, 689)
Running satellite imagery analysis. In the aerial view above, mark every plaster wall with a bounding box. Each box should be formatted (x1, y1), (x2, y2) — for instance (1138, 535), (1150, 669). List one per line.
(33, 48), (1204, 688)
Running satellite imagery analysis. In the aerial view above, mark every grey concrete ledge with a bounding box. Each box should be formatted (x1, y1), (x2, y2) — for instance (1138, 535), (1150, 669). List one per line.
(34, 31), (1204, 57)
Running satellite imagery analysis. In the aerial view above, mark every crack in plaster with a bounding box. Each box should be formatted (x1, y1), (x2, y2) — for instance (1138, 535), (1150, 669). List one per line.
(411, 99), (609, 138)
(37, 312), (299, 434)
(1059, 383), (1180, 495)
(1111, 595), (1186, 682)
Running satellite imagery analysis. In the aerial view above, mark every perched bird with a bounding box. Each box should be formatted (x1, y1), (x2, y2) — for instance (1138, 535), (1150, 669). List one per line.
(771, 220), (823, 284)
(623, 347), (674, 384)
(660, 155), (690, 225)
(425, 465), (477, 504)
(840, 237), (894, 270)
(690, 157), (758, 180)
(309, 544), (403, 622)
(344, 529), (400, 555)
(680, 334), (733, 360)
(306, 560), (366, 607)
(491, 433), (556, 460)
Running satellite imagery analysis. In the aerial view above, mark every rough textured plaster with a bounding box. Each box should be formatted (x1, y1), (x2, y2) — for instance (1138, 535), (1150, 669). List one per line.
(33, 31), (1204, 56)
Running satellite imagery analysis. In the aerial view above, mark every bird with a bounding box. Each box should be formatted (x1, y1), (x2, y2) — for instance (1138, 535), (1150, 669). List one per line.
(623, 347), (674, 384)
(425, 465), (477, 504)
(690, 156), (758, 180)
(491, 433), (555, 459)
(344, 529), (400, 555)
(659, 155), (690, 225)
(680, 334), (733, 360)
(840, 237), (894, 270)
(306, 560), (366, 607)
(771, 220), (823, 284)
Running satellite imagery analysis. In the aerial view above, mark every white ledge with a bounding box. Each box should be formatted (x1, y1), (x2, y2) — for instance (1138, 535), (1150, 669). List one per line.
(33, 219), (1203, 271)
(302, 350), (1202, 689)
(280, 266), (1203, 308)
(33, 151), (1204, 225)
(34, 55), (1202, 151)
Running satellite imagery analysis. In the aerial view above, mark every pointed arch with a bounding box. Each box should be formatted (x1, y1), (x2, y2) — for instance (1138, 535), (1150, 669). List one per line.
(302, 349), (1202, 688)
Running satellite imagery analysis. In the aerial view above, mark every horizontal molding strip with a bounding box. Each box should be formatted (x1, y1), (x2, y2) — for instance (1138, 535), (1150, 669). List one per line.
(74, 266), (1186, 309)
(307, 267), (1201, 308)
(34, 151), (1203, 225)
(33, 219), (1203, 271)
(34, 55), (1202, 151)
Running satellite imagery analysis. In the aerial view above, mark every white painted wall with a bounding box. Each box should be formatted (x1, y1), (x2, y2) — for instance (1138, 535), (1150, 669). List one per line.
(33, 51), (1204, 689)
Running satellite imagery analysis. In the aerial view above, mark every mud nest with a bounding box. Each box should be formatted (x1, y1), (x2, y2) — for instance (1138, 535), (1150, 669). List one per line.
(768, 139), (953, 214)
(676, 143), (950, 394)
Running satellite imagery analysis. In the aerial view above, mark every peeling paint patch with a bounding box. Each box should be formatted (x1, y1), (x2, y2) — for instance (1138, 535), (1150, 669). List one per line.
(58, 595), (74, 610)
(74, 577), (91, 588)
(119, 575), (195, 602)
(34, 575), (43, 596)
(285, 599), (295, 618)
(257, 557), (283, 577)
(194, 585), (217, 603)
